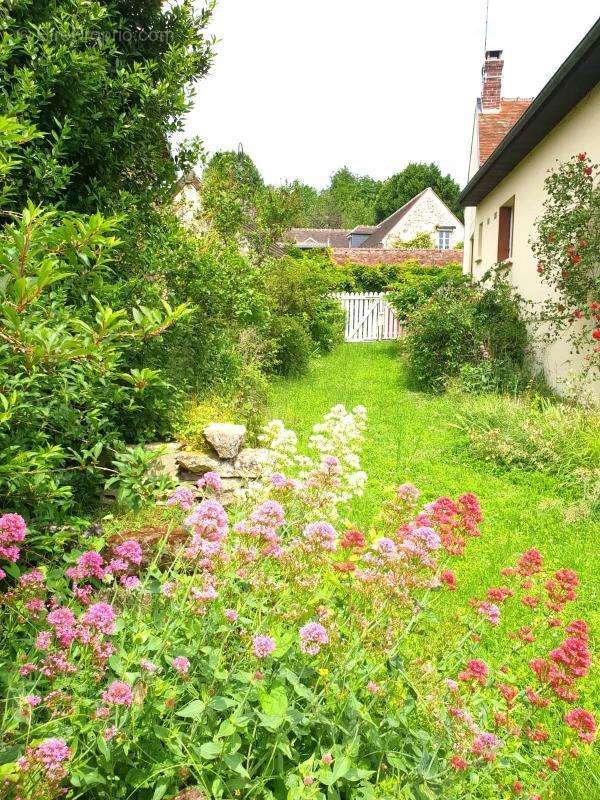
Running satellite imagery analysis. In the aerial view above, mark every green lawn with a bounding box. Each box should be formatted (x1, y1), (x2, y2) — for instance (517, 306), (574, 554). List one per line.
(267, 342), (599, 797)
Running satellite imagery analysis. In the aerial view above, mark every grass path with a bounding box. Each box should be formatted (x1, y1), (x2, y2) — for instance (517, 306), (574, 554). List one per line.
(268, 342), (599, 796)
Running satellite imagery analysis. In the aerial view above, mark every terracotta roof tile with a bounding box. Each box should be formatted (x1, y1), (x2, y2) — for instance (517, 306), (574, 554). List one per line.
(478, 99), (533, 165)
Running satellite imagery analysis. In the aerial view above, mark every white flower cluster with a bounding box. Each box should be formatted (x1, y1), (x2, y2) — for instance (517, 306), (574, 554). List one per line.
(246, 404), (368, 520)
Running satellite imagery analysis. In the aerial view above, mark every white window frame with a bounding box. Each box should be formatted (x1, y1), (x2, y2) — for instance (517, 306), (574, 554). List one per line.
(437, 228), (452, 250)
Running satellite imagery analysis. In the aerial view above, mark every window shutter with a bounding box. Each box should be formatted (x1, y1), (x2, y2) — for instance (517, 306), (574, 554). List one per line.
(497, 207), (512, 261)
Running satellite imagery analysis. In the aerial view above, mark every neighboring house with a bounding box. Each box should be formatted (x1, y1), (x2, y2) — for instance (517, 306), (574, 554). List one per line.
(461, 19), (600, 396)
(287, 187), (464, 251)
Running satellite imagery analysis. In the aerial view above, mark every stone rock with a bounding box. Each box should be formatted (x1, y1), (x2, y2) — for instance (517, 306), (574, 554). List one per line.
(233, 448), (274, 478)
(146, 442), (183, 481)
(203, 423), (246, 459)
(177, 451), (236, 478)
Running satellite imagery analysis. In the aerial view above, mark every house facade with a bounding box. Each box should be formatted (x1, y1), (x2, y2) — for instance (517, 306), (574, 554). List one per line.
(461, 20), (600, 397)
(288, 187), (464, 251)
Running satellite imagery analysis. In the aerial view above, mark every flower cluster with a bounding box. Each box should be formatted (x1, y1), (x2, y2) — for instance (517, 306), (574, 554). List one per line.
(0, 513), (27, 578)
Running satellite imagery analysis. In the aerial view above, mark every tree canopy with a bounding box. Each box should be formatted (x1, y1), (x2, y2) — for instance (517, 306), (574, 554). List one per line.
(374, 163), (462, 222)
(0, 0), (215, 211)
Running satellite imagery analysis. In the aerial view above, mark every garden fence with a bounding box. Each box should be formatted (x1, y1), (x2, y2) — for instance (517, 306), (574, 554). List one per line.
(332, 292), (405, 343)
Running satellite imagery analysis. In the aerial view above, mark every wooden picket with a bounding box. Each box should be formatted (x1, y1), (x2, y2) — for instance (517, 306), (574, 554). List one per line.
(332, 292), (405, 343)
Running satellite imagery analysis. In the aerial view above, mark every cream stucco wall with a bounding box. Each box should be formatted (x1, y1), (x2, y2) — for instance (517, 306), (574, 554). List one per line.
(463, 82), (600, 398)
(384, 188), (464, 249)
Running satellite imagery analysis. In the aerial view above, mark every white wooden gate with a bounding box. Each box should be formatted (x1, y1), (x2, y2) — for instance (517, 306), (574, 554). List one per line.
(332, 292), (404, 343)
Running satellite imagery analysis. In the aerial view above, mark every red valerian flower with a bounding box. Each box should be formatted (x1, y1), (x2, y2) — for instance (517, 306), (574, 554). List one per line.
(564, 708), (596, 743)
(441, 570), (457, 590)
(516, 549), (542, 576)
(340, 529), (365, 549)
(450, 755), (467, 770)
(458, 659), (489, 686)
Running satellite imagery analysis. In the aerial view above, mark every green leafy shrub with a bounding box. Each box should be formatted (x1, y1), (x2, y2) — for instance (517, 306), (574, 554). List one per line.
(265, 255), (345, 375)
(268, 315), (314, 377)
(388, 262), (467, 318)
(392, 230), (433, 249)
(404, 278), (532, 393)
(455, 394), (600, 513)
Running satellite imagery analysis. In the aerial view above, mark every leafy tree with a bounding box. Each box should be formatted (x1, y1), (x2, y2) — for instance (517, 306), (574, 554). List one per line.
(0, 0), (215, 211)
(201, 150), (301, 261)
(374, 162), (462, 222)
(319, 167), (381, 228)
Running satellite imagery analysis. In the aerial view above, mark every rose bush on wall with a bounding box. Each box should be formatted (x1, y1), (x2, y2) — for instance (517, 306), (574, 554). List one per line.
(532, 153), (600, 380)
(0, 408), (594, 799)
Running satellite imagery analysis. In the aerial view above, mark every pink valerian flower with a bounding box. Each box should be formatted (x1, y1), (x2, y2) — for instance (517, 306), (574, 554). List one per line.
(103, 725), (118, 742)
(161, 581), (176, 597)
(19, 663), (36, 677)
(65, 550), (105, 582)
(121, 575), (141, 590)
(197, 471), (222, 493)
(299, 621), (329, 655)
(106, 557), (128, 574)
(486, 586), (514, 603)
(0, 513), (27, 564)
(23, 694), (42, 707)
(367, 681), (380, 694)
(471, 731), (502, 762)
(450, 755), (467, 770)
(250, 500), (285, 529)
(303, 521), (337, 552)
(549, 636), (591, 678)
(397, 483), (420, 502)
(101, 680), (133, 707)
(172, 656), (190, 674)
(21, 738), (71, 781)
(515, 548), (543, 576)
(477, 601), (501, 626)
(19, 569), (45, 587)
(564, 708), (597, 743)
(82, 602), (116, 635)
(24, 598), (45, 616)
(166, 485), (196, 511)
(46, 607), (78, 648)
(141, 659), (158, 673)
(545, 568), (579, 611)
(253, 635), (276, 658)
(185, 499), (228, 559)
(322, 752), (333, 765)
(566, 619), (589, 640)
(373, 537), (397, 558)
(224, 608), (238, 622)
(35, 630), (53, 651)
(269, 472), (287, 489)
(113, 540), (143, 566)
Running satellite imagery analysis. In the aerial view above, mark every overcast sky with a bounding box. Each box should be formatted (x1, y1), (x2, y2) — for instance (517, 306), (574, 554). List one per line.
(183, 1), (599, 189)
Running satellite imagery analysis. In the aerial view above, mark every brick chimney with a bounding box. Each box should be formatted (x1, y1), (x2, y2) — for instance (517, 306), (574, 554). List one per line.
(482, 49), (503, 110)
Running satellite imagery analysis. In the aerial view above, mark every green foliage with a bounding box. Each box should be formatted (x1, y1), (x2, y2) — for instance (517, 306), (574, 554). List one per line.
(393, 231), (433, 249)
(455, 395), (600, 513)
(289, 167), (381, 228)
(531, 154), (600, 379)
(374, 163), (462, 222)
(0, 0), (215, 211)
(0, 121), (191, 524)
(105, 446), (175, 511)
(387, 262), (467, 318)
(404, 278), (531, 393)
(268, 314), (314, 377)
(265, 255), (345, 376)
(201, 150), (302, 261)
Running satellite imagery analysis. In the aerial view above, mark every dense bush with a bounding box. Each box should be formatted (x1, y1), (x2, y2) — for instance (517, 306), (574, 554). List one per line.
(329, 259), (463, 296)
(387, 262), (467, 318)
(404, 279), (532, 393)
(0, 0), (214, 212)
(265, 255), (345, 376)
(0, 408), (595, 799)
